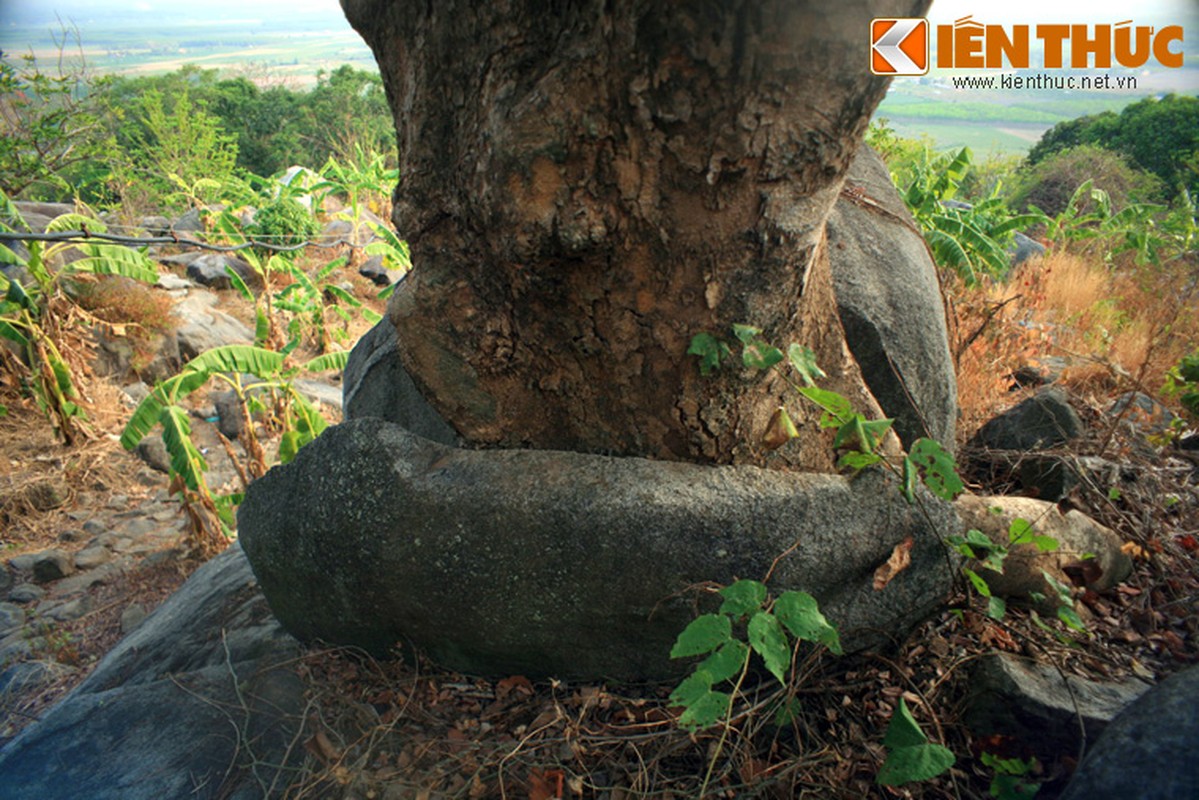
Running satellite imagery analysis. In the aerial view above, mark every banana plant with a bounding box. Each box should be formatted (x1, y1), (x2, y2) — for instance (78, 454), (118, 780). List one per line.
(901, 146), (1045, 284)
(0, 193), (159, 442)
(120, 344), (347, 547)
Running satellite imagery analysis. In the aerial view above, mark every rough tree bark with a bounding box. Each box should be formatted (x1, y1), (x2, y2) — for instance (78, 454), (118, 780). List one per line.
(341, 0), (930, 469)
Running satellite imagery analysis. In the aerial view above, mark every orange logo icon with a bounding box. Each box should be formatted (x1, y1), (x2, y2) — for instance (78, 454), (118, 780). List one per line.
(870, 18), (929, 75)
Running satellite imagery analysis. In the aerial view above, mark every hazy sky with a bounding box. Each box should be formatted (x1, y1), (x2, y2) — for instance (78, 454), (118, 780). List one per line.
(3, 0), (1197, 27)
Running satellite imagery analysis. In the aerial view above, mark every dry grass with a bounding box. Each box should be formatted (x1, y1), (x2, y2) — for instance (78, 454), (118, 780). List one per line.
(950, 248), (1199, 446)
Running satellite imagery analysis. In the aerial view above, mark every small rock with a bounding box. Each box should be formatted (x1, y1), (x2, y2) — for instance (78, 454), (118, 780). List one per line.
(965, 652), (1150, 762)
(185, 253), (256, 291)
(106, 494), (130, 510)
(8, 584), (45, 604)
(81, 520), (106, 537)
(1107, 391), (1176, 434)
(134, 468), (163, 487)
(0, 567), (10, 595)
(155, 272), (193, 291)
(39, 597), (91, 622)
(0, 602), (25, 635)
(172, 293), (255, 360)
(135, 435), (172, 474)
(31, 550), (75, 583)
(358, 254), (403, 286)
(120, 604), (148, 634)
(0, 632), (32, 664)
(23, 478), (68, 512)
(139, 216), (171, 236)
(970, 386), (1084, 451)
(54, 562), (124, 595)
(293, 378), (344, 413)
(119, 518), (159, 539)
(57, 529), (86, 544)
(1016, 454), (1080, 501)
(212, 390), (246, 440)
(7, 555), (36, 572)
(74, 546), (112, 571)
(171, 208), (204, 233)
(121, 381), (151, 406)
(1009, 231), (1046, 268)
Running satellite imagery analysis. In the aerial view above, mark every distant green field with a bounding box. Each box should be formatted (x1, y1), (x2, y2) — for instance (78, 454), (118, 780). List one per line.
(873, 78), (1186, 155)
(0, 16), (376, 86)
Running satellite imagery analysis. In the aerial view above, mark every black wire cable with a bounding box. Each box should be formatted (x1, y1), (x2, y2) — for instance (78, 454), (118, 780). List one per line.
(0, 227), (375, 253)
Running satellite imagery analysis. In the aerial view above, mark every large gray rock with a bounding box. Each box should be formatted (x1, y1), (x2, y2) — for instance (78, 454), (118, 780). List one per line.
(0, 544), (305, 800)
(955, 494), (1132, 608)
(828, 146), (957, 450)
(342, 319), (458, 445)
(1060, 665), (1199, 800)
(171, 290), (255, 360)
(239, 417), (958, 681)
(965, 653), (1150, 760)
(970, 386), (1083, 452)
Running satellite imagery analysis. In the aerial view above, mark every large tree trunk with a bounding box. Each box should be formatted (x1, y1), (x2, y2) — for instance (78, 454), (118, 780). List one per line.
(341, 0), (929, 468)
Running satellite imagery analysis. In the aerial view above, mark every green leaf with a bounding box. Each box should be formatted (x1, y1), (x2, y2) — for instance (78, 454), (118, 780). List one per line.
(787, 343), (825, 387)
(696, 639), (750, 684)
(798, 386), (854, 426)
(772, 696), (803, 727)
(963, 567), (993, 598)
(902, 456), (917, 505)
(833, 417), (893, 453)
(908, 438), (964, 501)
(0, 318), (28, 348)
(6, 277), (34, 310)
(774, 591), (842, 654)
(1009, 518), (1058, 552)
(160, 404), (208, 492)
(69, 244), (158, 283)
(677, 689), (732, 730)
(119, 368), (215, 450)
(990, 774), (1042, 800)
(687, 332), (730, 376)
(883, 698), (929, 750)
(1007, 518), (1034, 545)
(183, 344), (284, 379)
(254, 308), (270, 345)
(323, 284), (362, 308)
(669, 670), (713, 707)
(226, 265), (255, 301)
(45, 212), (107, 234)
(742, 341), (784, 371)
(987, 595), (1008, 621)
(301, 350), (350, 373)
(732, 324), (761, 344)
(1057, 604), (1086, 632)
(670, 614), (732, 659)
(837, 450), (883, 471)
(877, 743), (956, 786)
(748, 611), (791, 684)
(718, 580), (767, 619)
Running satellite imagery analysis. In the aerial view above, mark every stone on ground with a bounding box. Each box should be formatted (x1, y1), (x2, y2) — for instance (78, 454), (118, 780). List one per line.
(0, 544), (304, 800)
(239, 417), (959, 681)
(828, 145), (958, 450)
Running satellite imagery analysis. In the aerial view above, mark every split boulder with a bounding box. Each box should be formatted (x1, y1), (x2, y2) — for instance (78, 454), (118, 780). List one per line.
(239, 417), (959, 681)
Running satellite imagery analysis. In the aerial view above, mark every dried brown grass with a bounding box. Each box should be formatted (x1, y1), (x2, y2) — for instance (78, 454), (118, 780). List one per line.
(951, 248), (1199, 445)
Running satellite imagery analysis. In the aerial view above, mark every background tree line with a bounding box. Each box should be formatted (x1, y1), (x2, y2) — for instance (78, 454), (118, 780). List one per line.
(1, 56), (394, 212)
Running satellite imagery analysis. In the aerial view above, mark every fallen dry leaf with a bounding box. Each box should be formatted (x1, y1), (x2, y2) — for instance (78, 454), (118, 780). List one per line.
(873, 536), (913, 590)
